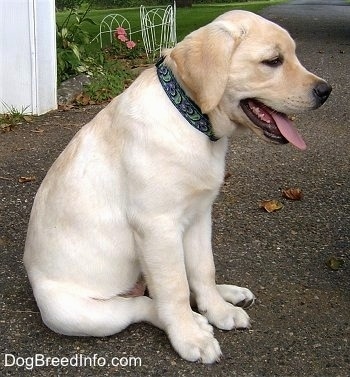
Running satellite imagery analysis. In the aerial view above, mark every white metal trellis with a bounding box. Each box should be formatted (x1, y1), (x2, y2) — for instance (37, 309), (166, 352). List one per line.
(93, 3), (177, 60)
(140, 4), (177, 59)
(96, 14), (133, 49)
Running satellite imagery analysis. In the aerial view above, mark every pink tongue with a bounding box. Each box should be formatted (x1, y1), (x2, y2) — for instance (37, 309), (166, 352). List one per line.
(270, 112), (307, 150)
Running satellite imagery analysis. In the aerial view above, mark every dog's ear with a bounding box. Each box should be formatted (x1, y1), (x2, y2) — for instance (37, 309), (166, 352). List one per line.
(169, 20), (241, 114)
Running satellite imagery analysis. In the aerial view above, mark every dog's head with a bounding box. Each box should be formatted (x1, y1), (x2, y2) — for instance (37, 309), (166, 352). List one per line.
(166, 10), (332, 149)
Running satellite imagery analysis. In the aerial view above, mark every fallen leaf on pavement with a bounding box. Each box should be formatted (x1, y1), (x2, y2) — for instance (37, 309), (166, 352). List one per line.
(326, 256), (344, 271)
(23, 115), (33, 122)
(1, 123), (13, 132)
(19, 176), (36, 183)
(75, 93), (91, 106)
(282, 187), (303, 200)
(259, 199), (284, 213)
(31, 128), (44, 133)
(58, 104), (75, 111)
(224, 172), (232, 181)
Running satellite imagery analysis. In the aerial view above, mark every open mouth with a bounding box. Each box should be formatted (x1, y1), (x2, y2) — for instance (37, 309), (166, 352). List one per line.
(240, 99), (306, 150)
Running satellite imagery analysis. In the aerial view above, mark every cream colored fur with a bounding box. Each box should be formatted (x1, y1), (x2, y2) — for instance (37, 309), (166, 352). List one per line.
(24, 11), (328, 363)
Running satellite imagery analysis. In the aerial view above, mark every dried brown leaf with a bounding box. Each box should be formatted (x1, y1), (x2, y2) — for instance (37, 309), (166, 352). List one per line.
(19, 176), (36, 183)
(59, 104), (75, 111)
(224, 172), (232, 181)
(31, 128), (44, 133)
(23, 115), (33, 122)
(1, 123), (13, 132)
(75, 93), (91, 106)
(282, 187), (303, 200)
(259, 199), (284, 213)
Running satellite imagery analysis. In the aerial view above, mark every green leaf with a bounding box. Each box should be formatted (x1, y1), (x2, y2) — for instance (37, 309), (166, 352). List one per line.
(81, 17), (96, 25)
(326, 256), (344, 271)
(61, 27), (68, 39)
(69, 43), (81, 60)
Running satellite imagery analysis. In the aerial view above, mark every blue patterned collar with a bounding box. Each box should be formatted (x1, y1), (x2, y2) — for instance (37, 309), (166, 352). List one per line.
(156, 57), (218, 142)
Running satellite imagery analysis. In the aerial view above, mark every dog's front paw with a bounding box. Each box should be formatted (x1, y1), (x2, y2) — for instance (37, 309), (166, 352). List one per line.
(167, 316), (222, 364)
(203, 301), (250, 330)
(216, 284), (255, 308)
(203, 301), (251, 330)
(191, 311), (214, 334)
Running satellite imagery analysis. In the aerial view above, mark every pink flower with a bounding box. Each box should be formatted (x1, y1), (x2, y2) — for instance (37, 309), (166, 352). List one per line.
(126, 40), (136, 49)
(114, 27), (128, 40)
(116, 27), (127, 36)
(113, 26), (135, 49)
(117, 34), (128, 42)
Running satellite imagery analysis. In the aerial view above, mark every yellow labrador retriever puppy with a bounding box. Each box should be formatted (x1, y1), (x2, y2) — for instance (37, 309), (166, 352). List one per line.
(24, 10), (331, 363)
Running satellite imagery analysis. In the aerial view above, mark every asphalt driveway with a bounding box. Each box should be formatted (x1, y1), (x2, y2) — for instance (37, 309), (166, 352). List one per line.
(1, 1), (349, 376)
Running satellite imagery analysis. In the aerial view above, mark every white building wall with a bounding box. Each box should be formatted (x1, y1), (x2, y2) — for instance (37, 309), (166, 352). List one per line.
(0, 0), (57, 115)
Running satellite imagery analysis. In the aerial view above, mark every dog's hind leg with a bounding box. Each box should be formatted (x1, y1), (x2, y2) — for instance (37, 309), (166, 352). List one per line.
(32, 283), (163, 336)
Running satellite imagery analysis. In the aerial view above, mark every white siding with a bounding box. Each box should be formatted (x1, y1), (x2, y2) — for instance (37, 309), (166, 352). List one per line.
(0, 0), (57, 115)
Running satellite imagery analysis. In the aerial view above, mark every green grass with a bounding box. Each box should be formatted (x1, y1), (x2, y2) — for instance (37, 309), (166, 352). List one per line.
(0, 103), (31, 131)
(56, 1), (286, 51)
(173, 1), (285, 41)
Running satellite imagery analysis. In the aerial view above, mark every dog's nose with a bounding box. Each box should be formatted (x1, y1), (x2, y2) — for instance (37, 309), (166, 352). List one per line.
(313, 81), (332, 106)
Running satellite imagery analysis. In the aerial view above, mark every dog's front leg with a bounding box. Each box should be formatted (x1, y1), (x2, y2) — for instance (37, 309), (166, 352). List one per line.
(134, 220), (221, 364)
(184, 209), (253, 330)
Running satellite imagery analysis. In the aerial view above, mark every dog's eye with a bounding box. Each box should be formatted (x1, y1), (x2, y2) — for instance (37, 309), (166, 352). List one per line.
(262, 57), (283, 67)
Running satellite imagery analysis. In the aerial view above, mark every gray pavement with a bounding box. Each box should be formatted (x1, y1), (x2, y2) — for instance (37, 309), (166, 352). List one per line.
(1, 1), (349, 376)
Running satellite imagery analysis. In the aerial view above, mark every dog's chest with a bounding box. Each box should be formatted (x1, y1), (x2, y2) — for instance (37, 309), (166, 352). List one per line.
(124, 136), (226, 221)
(170, 142), (226, 208)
